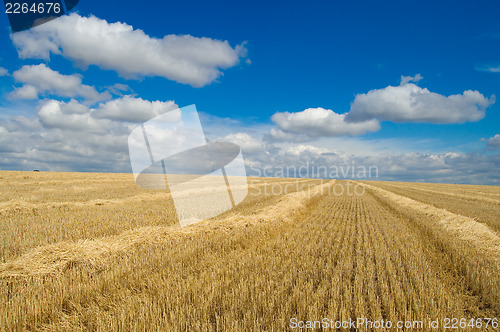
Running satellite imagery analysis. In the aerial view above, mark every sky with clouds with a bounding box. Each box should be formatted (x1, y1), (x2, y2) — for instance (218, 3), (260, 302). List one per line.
(0, 0), (499, 184)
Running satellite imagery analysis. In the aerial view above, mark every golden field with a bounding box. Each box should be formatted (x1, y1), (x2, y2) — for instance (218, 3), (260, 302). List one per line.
(0, 171), (499, 331)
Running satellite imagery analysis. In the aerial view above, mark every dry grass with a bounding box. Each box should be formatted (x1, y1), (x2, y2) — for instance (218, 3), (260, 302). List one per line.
(360, 181), (500, 317)
(0, 178), (331, 277)
(364, 180), (500, 233)
(0, 172), (499, 331)
(0, 171), (319, 263)
(359, 182), (500, 263)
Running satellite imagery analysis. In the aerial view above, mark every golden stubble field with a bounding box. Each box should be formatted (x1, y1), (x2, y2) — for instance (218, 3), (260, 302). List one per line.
(0, 171), (499, 331)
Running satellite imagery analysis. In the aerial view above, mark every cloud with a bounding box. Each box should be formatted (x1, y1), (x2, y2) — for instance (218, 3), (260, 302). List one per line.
(11, 14), (247, 87)
(400, 73), (422, 85)
(0, 119), (131, 172)
(0, 67), (8, 76)
(219, 132), (263, 153)
(285, 144), (330, 156)
(271, 107), (381, 137)
(267, 76), (493, 141)
(243, 142), (500, 185)
(11, 64), (110, 103)
(1, 102), (500, 185)
(347, 79), (494, 124)
(477, 66), (500, 73)
(264, 128), (313, 143)
(37, 99), (109, 132)
(0, 99), (133, 172)
(106, 83), (132, 96)
(36, 96), (179, 132)
(10, 85), (38, 99)
(487, 134), (500, 148)
(92, 96), (178, 122)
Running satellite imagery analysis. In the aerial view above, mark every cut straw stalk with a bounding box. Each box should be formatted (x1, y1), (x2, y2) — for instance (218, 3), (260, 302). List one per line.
(358, 181), (500, 264)
(0, 180), (335, 277)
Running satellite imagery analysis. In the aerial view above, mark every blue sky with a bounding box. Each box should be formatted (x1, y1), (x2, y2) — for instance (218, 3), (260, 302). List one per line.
(0, 0), (499, 184)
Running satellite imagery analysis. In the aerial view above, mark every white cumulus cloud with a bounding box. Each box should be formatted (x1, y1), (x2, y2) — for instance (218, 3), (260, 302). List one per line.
(0, 95), (182, 172)
(37, 99), (107, 132)
(265, 128), (313, 142)
(271, 107), (381, 137)
(92, 96), (178, 122)
(11, 14), (247, 87)
(0, 67), (8, 76)
(266, 75), (493, 141)
(10, 85), (38, 99)
(285, 144), (330, 156)
(347, 76), (494, 124)
(11, 64), (110, 103)
(220, 132), (263, 153)
(487, 134), (500, 148)
(36, 96), (180, 131)
(1, 103), (500, 184)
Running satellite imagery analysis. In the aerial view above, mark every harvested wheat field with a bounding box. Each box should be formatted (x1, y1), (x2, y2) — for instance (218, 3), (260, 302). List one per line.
(0, 171), (499, 331)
